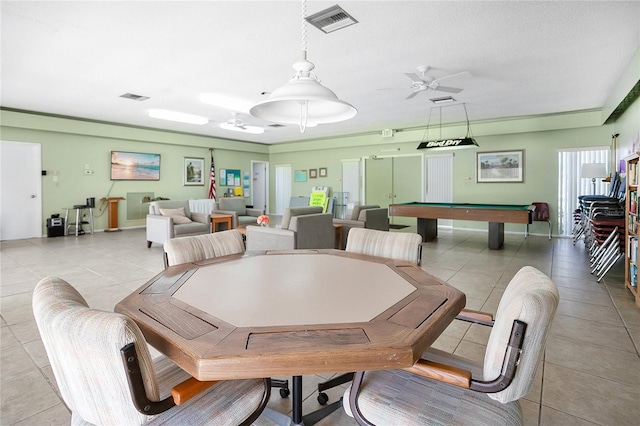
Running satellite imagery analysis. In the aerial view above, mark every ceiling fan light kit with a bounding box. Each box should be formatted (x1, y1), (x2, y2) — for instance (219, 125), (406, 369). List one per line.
(219, 122), (264, 135)
(249, 0), (357, 133)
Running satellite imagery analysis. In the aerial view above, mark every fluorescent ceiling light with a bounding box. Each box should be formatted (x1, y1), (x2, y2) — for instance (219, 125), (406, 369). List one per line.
(219, 122), (264, 135)
(148, 109), (208, 125)
(200, 94), (252, 114)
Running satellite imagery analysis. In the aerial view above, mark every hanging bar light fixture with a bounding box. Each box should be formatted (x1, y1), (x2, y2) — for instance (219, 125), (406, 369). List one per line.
(249, 0), (357, 133)
(417, 103), (479, 150)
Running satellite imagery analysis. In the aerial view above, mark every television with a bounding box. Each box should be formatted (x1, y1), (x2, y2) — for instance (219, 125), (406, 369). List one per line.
(110, 151), (160, 181)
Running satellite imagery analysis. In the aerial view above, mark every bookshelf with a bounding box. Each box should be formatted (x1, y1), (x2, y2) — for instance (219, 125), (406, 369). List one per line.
(624, 152), (640, 307)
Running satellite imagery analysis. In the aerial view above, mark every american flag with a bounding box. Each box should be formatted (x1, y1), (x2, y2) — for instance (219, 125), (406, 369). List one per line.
(208, 154), (216, 200)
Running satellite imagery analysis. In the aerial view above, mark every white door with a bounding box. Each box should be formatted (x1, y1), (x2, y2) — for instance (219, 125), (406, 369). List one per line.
(341, 159), (360, 219)
(274, 165), (292, 215)
(1, 141), (42, 240)
(426, 153), (453, 226)
(251, 161), (268, 213)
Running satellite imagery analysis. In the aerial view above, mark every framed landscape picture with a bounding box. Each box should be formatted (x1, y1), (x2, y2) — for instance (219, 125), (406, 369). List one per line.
(477, 150), (524, 183)
(110, 151), (160, 181)
(184, 157), (205, 185)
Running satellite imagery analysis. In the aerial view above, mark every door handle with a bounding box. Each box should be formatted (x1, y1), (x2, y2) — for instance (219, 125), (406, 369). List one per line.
(30, 195), (36, 198)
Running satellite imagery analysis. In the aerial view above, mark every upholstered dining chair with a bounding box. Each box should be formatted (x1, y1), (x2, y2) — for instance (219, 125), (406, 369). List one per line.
(343, 266), (559, 426)
(163, 230), (245, 268)
(345, 227), (423, 266)
(315, 227), (424, 406)
(32, 277), (271, 426)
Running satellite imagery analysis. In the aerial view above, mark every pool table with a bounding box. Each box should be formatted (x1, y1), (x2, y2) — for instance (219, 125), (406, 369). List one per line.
(389, 202), (535, 249)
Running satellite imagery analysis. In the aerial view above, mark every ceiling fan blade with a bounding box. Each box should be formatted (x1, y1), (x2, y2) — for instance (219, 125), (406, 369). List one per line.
(404, 73), (424, 84)
(406, 90), (421, 99)
(433, 85), (463, 93)
(432, 71), (471, 83)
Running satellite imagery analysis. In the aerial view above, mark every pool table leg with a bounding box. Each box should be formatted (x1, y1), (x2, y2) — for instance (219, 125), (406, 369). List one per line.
(488, 222), (504, 249)
(417, 218), (438, 242)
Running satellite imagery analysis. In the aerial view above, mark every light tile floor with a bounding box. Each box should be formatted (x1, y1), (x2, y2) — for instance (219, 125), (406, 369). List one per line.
(1, 227), (638, 425)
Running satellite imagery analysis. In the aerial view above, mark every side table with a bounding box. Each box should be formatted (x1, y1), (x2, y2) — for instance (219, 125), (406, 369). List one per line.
(210, 213), (232, 233)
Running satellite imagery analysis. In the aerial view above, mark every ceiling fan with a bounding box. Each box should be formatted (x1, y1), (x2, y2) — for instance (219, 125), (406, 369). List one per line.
(217, 113), (264, 135)
(389, 66), (470, 99)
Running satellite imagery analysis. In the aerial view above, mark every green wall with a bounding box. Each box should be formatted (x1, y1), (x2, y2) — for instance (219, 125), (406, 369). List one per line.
(0, 110), (268, 233)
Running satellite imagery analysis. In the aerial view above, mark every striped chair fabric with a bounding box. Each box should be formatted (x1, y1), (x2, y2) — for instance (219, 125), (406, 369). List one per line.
(32, 277), (269, 426)
(163, 229), (245, 267)
(344, 266), (559, 425)
(346, 227), (422, 265)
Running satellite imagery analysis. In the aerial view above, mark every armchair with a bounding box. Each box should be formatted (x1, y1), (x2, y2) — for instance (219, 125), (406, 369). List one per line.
(215, 197), (264, 228)
(163, 230), (245, 268)
(32, 277), (271, 426)
(246, 206), (334, 250)
(343, 266), (559, 425)
(146, 200), (210, 248)
(333, 204), (389, 248)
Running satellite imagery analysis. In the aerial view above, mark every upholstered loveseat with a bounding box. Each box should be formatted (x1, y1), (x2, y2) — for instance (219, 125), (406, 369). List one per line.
(146, 200), (210, 248)
(246, 206), (335, 250)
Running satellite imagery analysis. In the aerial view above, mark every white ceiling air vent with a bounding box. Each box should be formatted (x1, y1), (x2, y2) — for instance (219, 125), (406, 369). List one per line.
(120, 93), (149, 101)
(305, 5), (358, 34)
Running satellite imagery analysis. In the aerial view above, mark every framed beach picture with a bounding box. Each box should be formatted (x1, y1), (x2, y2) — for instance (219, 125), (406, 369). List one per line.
(184, 157), (205, 185)
(110, 151), (160, 181)
(477, 150), (524, 183)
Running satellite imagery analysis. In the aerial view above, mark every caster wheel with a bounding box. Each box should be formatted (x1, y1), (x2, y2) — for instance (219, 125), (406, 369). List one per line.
(280, 388), (290, 398)
(317, 392), (329, 405)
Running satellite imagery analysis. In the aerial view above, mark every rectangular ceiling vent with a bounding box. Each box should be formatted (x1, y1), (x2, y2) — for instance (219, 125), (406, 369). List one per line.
(120, 93), (149, 101)
(305, 5), (358, 34)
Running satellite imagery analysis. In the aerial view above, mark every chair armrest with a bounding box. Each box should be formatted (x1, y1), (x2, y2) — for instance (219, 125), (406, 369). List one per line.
(246, 207), (265, 217)
(146, 214), (175, 244)
(190, 212), (210, 224)
(171, 377), (218, 405)
(246, 226), (295, 250)
(455, 309), (495, 326)
(214, 209), (239, 228)
(403, 359), (471, 389)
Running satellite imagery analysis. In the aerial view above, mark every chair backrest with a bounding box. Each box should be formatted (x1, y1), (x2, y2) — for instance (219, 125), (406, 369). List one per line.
(485, 266), (559, 403)
(532, 202), (550, 221)
(32, 277), (159, 425)
(280, 206), (323, 230)
(350, 205), (380, 221)
(345, 228), (422, 265)
(218, 198), (247, 216)
(149, 200), (192, 218)
(164, 230), (245, 266)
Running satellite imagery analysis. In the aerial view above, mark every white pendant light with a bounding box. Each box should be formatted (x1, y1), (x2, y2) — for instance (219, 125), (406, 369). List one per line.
(249, 0), (356, 133)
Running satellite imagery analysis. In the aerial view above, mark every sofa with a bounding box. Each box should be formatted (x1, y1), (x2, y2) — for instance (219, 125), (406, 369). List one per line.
(246, 206), (335, 250)
(215, 197), (264, 228)
(333, 204), (390, 248)
(146, 200), (210, 248)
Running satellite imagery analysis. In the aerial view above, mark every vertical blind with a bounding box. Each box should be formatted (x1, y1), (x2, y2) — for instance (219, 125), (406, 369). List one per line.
(557, 147), (609, 235)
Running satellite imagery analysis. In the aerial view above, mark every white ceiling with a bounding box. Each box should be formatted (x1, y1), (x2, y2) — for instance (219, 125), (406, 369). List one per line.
(2, 1), (639, 145)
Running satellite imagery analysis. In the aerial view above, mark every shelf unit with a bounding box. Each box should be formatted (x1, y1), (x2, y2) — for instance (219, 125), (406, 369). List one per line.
(624, 152), (640, 307)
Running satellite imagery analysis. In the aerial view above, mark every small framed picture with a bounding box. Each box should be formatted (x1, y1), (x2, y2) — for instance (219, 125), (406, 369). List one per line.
(309, 168), (318, 179)
(319, 167), (327, 178)
(184, 157), (205, 185)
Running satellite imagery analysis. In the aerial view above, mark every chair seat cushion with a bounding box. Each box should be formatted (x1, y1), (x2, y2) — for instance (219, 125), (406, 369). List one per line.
(148, 356), (267, 425)
(174, 222), (209, 236)
(344, 369), (522, 426)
